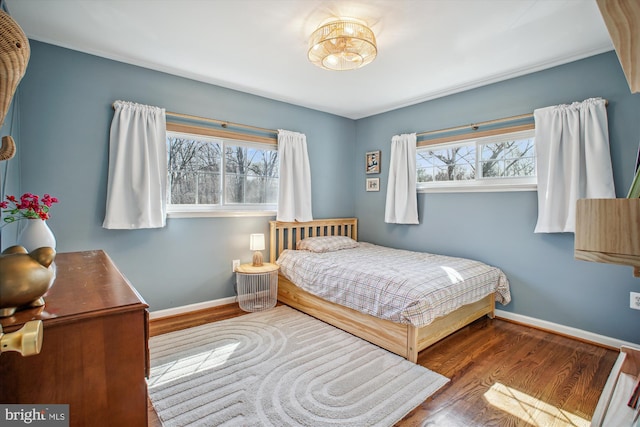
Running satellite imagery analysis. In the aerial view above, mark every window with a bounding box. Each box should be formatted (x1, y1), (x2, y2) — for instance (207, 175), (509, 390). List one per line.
(416, 128), (536, 192)
(167, 130), (278, 216)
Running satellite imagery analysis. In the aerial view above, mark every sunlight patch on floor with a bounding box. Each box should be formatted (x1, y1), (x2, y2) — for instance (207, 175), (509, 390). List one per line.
(148, 342), (240, 387)
(484, 382), (590, 427)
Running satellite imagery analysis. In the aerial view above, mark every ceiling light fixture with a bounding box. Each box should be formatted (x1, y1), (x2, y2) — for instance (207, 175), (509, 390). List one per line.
(308, 18), (377, 71)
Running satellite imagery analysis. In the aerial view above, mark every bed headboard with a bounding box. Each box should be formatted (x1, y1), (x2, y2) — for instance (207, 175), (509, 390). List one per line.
(269, 218), (358, 263)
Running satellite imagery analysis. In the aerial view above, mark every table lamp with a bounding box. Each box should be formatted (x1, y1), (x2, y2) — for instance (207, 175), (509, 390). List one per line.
(250, 233), (265, 266)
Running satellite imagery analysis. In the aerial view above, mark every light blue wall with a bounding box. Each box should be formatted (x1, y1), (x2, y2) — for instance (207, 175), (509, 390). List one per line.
(355, 51), (640, 344)
(12, 41), (640, 344)
(12, 41), (355, 311)
(0, 96), (21, 247)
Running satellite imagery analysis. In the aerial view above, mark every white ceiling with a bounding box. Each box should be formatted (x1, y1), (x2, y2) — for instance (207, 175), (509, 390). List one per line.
(6, 0), (613, 120)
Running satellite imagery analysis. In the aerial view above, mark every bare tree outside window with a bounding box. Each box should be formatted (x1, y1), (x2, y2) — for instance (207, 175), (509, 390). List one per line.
(416, 129), (536, 191)
(168, 136), (221, 204)
(167, 132), (278, 210)
(480, 138), (535, 178)
(225, 145), (279, 204)
(417, 145), (476, 183)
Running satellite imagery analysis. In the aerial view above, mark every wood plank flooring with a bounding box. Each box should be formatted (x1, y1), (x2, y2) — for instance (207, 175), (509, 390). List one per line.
(148, 303), (617, 427)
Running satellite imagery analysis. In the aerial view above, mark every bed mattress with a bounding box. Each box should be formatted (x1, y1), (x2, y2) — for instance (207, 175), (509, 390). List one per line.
(277, 242), (510, 328)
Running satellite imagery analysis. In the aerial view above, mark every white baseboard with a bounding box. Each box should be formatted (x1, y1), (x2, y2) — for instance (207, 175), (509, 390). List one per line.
(495, 309), (638, 349)
(150, 300), (635, 349)
(149, 296), (237, 320)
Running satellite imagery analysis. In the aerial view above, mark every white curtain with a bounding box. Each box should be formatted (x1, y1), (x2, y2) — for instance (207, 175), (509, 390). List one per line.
(103, 101), (167, 229)
(385, 133), (419, 224)
(534, 97), (615, 233)
(277, 129), (313, 222)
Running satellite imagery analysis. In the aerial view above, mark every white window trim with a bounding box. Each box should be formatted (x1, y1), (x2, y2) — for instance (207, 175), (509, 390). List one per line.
(167, 131), (278, 218)
(417, 180), (537, 193)
(167, 209), (276, 219)
(417, 128), (536, 193)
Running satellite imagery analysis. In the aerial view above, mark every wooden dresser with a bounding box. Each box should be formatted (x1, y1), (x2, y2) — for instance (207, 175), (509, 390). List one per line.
(0, 250), (149, 427)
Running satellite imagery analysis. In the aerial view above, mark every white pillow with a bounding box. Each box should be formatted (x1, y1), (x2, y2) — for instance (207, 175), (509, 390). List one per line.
(296, 236), (358, 253)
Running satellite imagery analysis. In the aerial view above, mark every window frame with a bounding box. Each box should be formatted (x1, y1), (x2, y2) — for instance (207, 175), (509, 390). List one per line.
(416, 127), (537, 193)
(166, 126), (278, 218)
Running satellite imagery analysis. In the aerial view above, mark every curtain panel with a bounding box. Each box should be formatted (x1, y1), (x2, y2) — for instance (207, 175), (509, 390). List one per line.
(277, 129), (313, 222)
(385, 133), (419, 224)
(103, 101), (167, 229)
(534, 97), (615, 233)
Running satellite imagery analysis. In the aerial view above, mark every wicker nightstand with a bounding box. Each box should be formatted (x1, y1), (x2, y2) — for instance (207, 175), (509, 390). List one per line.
(235, 263), (279, 312)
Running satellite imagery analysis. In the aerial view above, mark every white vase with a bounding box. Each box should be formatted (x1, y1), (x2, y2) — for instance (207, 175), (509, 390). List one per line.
(17, 219), (56, 252)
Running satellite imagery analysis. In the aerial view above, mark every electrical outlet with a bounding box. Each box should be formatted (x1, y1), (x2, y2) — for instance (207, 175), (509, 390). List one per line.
(630, 292), (640, 310)
(232, 259), (240, 272)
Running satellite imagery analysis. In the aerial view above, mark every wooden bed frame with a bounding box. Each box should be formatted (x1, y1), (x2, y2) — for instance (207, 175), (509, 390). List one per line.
(269, 218), (495, 363)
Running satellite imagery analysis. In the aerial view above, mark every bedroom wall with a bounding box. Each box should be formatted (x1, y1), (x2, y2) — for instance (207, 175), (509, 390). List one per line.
(11, 40), (356, 311)
(354, 51), (640, 345)
(0, 99), (21, 248)
(11, 41), (640, 345)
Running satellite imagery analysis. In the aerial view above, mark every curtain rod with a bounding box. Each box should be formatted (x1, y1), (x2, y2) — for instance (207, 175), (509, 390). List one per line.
(416, 99), (608, 138)
(111, 102), (277, 135)
(165, 111), (277, 135)
(417, 113), (533, 138)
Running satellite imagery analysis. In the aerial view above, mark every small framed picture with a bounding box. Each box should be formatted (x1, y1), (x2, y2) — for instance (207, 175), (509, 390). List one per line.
(366, 150), (380, 174)
(366, 177), (380, 192)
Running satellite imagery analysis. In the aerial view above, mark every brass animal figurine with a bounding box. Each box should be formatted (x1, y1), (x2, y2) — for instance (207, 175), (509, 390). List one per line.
(0, 245), (55, 317)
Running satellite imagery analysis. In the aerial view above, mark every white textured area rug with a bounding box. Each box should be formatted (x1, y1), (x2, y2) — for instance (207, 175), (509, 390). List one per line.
(148, 306), (449, 426)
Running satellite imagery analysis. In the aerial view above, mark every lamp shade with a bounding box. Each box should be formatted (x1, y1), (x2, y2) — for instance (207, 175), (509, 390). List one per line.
(308, 18), (377, 71)
(250, 233), (265, 251)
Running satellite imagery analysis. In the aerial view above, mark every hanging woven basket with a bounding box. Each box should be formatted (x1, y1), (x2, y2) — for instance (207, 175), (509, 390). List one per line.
(0, 9), (29, 161)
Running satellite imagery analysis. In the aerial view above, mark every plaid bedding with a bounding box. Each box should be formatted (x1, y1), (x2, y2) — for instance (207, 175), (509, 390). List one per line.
(277, 242), (510, 328)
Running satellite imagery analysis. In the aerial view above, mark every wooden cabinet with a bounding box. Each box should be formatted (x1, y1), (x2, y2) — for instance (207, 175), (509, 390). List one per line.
(0, 250), (149, 427)
(596, 0), (640, 93)
(575, 198), (640, 277)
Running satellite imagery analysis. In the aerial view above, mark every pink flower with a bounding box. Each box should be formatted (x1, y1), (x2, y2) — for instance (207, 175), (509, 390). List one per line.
(42, 194), (58, 207)
(0, 193), (59, 224)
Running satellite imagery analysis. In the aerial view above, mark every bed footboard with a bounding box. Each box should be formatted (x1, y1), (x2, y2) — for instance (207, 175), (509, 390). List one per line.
(278, 274), (495, 363)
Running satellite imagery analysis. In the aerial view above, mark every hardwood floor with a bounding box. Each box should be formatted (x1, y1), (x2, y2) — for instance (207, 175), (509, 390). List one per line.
(402, 317), (616, 426)
(148, 303), (617, 427)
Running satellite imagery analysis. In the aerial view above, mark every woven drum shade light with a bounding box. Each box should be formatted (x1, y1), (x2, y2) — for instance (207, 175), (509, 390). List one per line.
(0, 10), (30, 161)
(308, 18), (377, 71)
